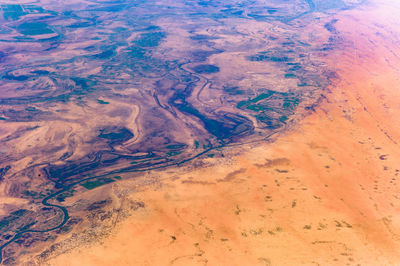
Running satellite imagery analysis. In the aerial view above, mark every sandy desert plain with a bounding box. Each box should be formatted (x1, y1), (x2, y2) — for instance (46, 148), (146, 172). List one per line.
(0, 0), (400, 265)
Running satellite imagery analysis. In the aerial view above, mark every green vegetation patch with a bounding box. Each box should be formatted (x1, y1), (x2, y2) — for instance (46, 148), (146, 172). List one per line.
(249, 91), (275, 103)
(284, 73), (296, 78)
(236, 90), (300, 129)
(80, 177), (116, 190)
(246, 104), (270, 112)
(237, 91), (299, 112)
(194, 140), (200, 149)
(17, 22), (54, 35)
(279, 115), (289, 123)
(283, 97), (300, 110)
(237, 91), (275, 110)
(97, 99), (109, 104)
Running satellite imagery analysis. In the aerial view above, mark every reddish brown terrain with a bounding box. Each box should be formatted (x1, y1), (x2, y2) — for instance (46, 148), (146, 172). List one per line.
(0, 0), (399, 265)
(48, 0), (400, 265)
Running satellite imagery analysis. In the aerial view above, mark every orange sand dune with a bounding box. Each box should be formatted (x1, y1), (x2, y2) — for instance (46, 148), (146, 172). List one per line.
(49, 1), (400, 265)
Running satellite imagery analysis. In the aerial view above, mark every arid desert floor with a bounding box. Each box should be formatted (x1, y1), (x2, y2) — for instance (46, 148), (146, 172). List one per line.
(0, 0), (400, 265)
(47, 1), (400, 265)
